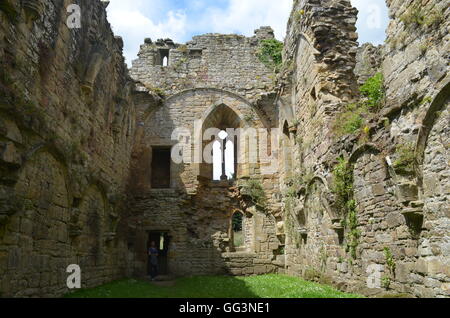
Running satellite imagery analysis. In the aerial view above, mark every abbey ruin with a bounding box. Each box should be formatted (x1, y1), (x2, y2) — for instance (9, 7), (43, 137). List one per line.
(0, 0), (448, 298)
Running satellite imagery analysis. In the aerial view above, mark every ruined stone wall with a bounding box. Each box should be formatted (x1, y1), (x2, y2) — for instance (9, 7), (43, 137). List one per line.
(0, 0), (139, 297)
(281, 0), (449, 298)
(0, 0), (447, 299)
(278, 0), (359, 180)
(128, 31), (284, 277)
(355, 43), (383, 85)
(130, 27), (276, 104)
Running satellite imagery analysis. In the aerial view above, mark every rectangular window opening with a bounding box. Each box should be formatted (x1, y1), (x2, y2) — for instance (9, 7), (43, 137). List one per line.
(151, 147), (171, 188)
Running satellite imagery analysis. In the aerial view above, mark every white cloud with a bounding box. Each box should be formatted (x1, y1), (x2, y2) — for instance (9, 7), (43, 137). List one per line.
(107, 0), (188, 65)
(106, 0), (388, 66)
(202, 0), (292, 40)
(351, 0), (389, 45)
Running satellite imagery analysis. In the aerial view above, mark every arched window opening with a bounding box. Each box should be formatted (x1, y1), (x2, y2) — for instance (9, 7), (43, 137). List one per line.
(159, 49), (170, 67)
(201, 104), (241, 181)
(213, 130), (235, 181)
(232, 212), (244, 248)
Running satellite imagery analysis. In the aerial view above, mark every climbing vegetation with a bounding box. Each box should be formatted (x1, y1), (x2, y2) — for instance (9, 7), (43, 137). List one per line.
(360, 72), (385, 111)
(333, 73), (385, 137)
(257, 39), (283, 73)
(382, 247), (396, 290)
(331, 158), (360, 259)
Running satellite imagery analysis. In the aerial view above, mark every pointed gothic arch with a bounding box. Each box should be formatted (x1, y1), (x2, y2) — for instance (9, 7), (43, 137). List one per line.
(199, 103), (242, 180)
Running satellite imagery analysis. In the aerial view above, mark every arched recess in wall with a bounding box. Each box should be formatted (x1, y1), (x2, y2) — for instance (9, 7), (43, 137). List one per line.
(301, 177), (342, 271)
(2, 150), (70, 284)
(277, 98), (295, 126)
(414, 83), (449, 284)
(293, 33), (320, 102)
(231, 211), (244, 249)
(415, 80), (450, 189)
(306, 176), (341, 224)
(72, 184), (108, 265)
(349, 144), (404, 261)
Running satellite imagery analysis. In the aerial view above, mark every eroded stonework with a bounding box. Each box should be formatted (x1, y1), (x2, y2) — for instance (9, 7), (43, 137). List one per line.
(0, 0), (448, 298)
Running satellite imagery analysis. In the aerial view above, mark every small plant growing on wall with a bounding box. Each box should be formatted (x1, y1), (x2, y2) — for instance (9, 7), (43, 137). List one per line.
(144, 84), (166, 98)
(400, 4), (444, 29)
(243, 112), (255, 123)
(382, 247), (396, 290)
(238, 178), (267, 211)
(333, 73), (386, 139)
(334, 104), (365, 136)
(294, 9), (305, 22)
(393, 143), (416, 176)
(400, 4), (425, 27)
(360, 73), (385, 112)
(381, 276), (391, 290)
(384, 247), (396, 276)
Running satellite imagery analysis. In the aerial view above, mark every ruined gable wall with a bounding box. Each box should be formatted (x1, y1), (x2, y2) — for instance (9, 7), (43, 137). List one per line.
(0, 0), (141, 297)
(130, 27), (277, 105)
(282, 0), (449, 297)
(128, 31), (284, 277)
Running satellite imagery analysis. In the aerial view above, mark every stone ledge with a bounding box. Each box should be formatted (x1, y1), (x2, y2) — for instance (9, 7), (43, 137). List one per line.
(222, 252), (257, 259)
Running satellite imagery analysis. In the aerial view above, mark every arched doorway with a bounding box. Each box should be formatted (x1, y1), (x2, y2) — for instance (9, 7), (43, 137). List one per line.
(232, 212), (244, 248)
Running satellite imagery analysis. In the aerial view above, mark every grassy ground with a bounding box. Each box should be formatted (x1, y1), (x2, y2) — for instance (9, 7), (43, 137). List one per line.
(65, 274), (363, 298)
(234, 231), (244, 247)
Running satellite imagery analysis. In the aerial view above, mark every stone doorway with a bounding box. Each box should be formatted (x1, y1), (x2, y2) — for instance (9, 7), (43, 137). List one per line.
(148, 231), (171, 275)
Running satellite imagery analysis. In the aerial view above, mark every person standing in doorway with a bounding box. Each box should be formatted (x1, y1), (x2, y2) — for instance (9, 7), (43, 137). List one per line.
(148, 241), (159, 281)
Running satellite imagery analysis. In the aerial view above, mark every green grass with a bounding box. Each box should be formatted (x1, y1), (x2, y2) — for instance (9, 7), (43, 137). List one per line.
(65, 274), (363, 298)
(234, 231), (244, 247)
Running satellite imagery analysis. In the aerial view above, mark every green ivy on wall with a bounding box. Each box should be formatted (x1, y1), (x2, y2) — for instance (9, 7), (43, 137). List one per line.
(257, 39), (283, 73)
(331, 158), (360, 260)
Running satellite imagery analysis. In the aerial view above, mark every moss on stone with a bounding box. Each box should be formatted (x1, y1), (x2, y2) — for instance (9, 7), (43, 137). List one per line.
(393, 143), (416, 175)
(333, 103), (366, 136)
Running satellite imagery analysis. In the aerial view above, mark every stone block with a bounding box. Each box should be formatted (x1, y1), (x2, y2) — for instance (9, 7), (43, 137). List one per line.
(254, 265), (267, 275)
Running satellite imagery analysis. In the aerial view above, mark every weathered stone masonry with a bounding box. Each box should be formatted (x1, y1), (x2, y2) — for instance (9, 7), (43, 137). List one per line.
(0, 0), (140, 297)
(0, 0), (448, 298)
(280, 0), (449, 298)
(127, 28), (284, 277)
